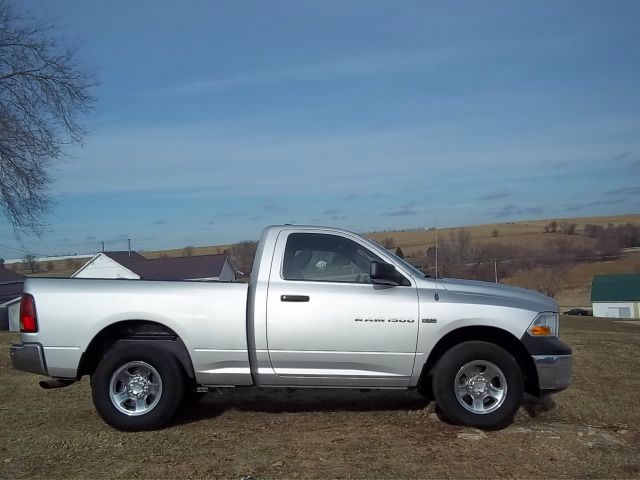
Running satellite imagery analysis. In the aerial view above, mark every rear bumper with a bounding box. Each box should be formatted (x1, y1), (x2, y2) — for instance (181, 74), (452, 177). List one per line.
(10, 343), (47, 376)
(532, 354), (572, 391)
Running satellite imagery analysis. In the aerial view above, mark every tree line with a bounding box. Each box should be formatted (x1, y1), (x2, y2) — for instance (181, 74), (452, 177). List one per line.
(414, 222), (640, 297)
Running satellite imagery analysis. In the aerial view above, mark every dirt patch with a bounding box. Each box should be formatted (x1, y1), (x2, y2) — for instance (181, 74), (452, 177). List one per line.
(1, 316), (639, 478)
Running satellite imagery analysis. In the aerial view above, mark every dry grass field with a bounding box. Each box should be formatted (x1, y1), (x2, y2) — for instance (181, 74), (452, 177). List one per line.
(368, 213), (640, 256)
(511, 250), (640, 308)
(143, 244), (234, 259)
(1, 316), (639, 479)
(367, 214), (640, 251)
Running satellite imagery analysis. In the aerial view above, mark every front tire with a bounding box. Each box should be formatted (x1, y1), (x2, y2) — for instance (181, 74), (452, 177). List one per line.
(91, 342), (185, 431)
(432, 341), (523, 430)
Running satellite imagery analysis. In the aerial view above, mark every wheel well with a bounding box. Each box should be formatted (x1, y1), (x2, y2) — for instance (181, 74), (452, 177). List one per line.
(418, 326), (539, 397)
(77, 320), (195, 381)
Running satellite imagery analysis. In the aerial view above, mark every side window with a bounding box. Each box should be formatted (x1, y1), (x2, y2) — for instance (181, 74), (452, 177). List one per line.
(282, 233), (383, 283)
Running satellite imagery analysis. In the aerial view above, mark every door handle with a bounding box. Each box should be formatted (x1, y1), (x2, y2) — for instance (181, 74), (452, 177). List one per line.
(281, 295), (310, 302)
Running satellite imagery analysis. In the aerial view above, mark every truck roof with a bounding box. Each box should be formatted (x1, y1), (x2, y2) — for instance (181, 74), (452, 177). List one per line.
(264, 224), (364, 236)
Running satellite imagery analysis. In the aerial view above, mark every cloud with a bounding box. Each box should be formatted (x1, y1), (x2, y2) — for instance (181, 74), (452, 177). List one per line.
(340, 193), (360, 201)
(85, 235), (97, 241)
(323, 208), (342, 215)
(206, 220), (215, 225)
(220, 212), (245, 218)
(491, 204), (544, 218)
(381, 208), (419, 217)
(152, 219), (168, 225)
(475, 189), (512, 201)
(536, 160), (570, 168)
(611, 151), (631, 161)
(319, 208), (348, 221)
(54, 118), (627, 199)
(106, 234), (131, 244)
(605, 186), (640, 196)
(141, 51), (440, 98)
(565, 199), (623, 212)
(263, 203), (287, 213)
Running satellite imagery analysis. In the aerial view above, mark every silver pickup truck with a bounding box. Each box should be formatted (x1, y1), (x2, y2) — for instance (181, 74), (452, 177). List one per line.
(10, 225), (572, 431)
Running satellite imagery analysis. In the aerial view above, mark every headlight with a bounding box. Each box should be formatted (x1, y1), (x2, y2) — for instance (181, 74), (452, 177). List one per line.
(527, 312), (559, 337)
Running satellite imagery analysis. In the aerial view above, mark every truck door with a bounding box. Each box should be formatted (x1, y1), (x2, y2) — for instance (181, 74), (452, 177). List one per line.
(266, 231), (419, 387)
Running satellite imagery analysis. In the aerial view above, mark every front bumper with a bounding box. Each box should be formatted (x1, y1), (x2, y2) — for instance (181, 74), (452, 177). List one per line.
(532, 354), (572, 391)
(10, 343), (47, 376)
(521, 334), (573, 392)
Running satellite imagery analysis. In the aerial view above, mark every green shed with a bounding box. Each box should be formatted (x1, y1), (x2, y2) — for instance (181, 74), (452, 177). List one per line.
(591, 274), (640, 319)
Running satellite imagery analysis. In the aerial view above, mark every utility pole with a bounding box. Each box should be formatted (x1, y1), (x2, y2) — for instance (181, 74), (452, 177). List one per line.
(494, 259), (498, 283)
(128, 238), (132, 258)
(101, 241), (105, 252)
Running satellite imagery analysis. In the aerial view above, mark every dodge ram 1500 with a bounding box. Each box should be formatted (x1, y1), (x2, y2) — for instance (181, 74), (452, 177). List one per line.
(10, 225), (572, 431)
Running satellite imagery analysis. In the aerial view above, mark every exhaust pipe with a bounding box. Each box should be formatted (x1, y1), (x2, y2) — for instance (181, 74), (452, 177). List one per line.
(39, 378), (76, 389)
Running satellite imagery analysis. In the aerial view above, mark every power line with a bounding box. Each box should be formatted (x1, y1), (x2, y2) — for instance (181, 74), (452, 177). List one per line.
(0, 243), (49, 258)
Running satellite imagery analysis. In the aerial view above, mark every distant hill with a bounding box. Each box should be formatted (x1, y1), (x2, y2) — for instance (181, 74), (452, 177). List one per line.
(11, 213), (639, 308)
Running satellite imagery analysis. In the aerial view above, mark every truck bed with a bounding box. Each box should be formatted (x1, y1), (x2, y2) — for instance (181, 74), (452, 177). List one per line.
(22, 277), (252, 385)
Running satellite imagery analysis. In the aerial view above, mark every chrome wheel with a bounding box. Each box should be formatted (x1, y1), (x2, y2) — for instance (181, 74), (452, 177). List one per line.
(454, 360), (507, 414)
(109, 361), (163, 416)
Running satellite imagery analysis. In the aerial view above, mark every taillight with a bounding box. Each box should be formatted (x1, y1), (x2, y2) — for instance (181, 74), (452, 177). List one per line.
(20, 293), (38, 333)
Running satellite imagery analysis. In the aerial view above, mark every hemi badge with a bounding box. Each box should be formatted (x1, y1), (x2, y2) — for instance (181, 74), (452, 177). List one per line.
(421, 318), (437, 324)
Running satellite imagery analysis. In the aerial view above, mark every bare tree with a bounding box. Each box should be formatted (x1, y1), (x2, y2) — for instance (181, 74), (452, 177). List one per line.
(381, 237), (395, 249)
(526, 266), (567, 298)
(22, 253), (36, 272)
(440, 228), (472, 277)
(0, 1), (95, 232)
(183, 246), (194, 257)
(559, 222), (577, 235)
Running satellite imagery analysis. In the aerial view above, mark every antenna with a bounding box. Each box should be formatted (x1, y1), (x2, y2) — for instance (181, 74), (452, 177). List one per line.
(434, 205), (439, 301)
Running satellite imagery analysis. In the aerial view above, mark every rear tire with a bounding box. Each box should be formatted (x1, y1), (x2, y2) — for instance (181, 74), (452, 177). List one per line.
(432, 341), (523, 430)
(91, 342), (185, 431)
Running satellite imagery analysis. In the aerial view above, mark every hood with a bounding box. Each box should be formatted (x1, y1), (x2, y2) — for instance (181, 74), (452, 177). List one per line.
(436, 277), (558, 313)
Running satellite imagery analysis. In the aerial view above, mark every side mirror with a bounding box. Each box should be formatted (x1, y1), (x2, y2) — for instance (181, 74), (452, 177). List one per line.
(370, 261), (401, 286)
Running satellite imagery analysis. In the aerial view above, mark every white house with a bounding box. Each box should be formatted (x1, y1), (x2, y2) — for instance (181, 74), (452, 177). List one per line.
(1, 296), (21, 331)
(0, 265), (24, 331)
(72, 251), (145, 279)
(591, 274), (640, 319)
(73, 250), (238, 282)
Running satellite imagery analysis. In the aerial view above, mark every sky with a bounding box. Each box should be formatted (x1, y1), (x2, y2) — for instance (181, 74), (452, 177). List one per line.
(1, 1), (640, 259)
